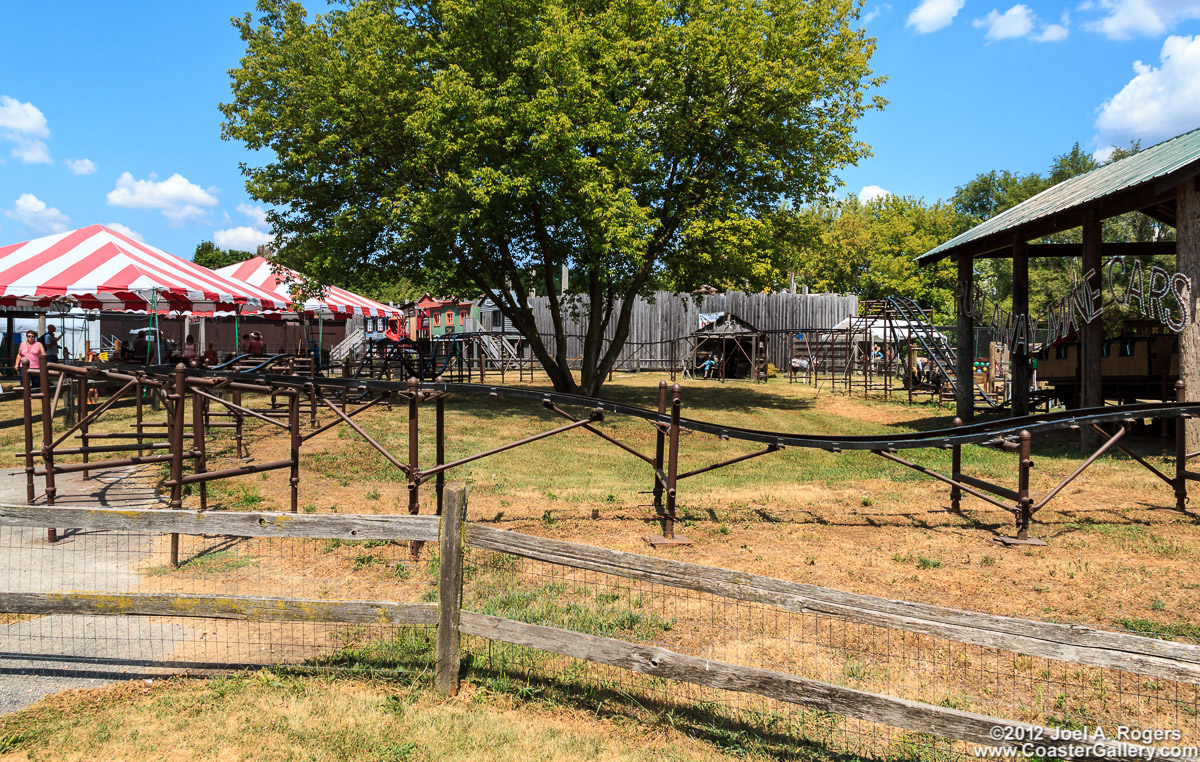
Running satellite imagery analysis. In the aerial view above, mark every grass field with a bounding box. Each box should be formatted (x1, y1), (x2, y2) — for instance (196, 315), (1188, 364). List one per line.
(3, 372), (1198, 629)
(2, 371), (1198, 760)
(0, 670), (786, 762)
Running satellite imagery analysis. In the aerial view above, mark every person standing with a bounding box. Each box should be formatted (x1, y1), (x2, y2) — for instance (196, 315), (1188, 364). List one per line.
(41, 325), (59, 363)
(202, 342), (219, 367)
(15, 331), (44, 388)
(182, 335), (198, 367)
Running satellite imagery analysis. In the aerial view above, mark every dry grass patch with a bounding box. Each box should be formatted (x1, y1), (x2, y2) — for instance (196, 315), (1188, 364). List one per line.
(0, 673), (767, 762)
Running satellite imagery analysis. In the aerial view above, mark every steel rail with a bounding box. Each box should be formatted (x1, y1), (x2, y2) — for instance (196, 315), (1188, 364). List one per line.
(72, 365), (1200, 453)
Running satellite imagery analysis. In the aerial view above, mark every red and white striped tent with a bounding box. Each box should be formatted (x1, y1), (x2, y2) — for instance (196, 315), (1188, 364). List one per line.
(0, 225), (288, 315)
(215, 256), (398, 318)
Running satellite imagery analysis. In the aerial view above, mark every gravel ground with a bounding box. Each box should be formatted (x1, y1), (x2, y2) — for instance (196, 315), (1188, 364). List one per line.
(0, 466), (191, 714)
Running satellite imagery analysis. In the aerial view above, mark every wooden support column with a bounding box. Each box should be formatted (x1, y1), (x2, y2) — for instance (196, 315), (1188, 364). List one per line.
(1081, 208), (1104, 452)
(1179, 179), (1200, 452)
(1011, 238), (1031, 418)
(955, 255), (975, 423)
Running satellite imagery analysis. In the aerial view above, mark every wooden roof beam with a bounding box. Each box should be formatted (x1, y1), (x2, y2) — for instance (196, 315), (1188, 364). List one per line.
(976, 241), (1177, 259)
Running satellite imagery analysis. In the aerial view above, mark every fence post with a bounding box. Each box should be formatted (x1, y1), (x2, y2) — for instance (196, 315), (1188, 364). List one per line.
(436, 482), (468, 697)
(950, 417), (963, 512)
(21, 360), (35, 505)
(1175, 381), (1188, 511)
(169, 364), (186, 567)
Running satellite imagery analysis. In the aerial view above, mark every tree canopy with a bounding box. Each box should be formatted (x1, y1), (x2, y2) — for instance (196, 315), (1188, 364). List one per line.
(221, 0), (883, 395)
(193, 240), (254, 271)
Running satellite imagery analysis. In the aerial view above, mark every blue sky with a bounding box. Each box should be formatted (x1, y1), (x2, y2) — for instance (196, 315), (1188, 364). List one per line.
(1, 0), (1198, 259)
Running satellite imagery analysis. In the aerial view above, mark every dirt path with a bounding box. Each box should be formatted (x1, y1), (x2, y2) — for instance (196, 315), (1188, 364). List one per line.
(0, 466), (189, 714)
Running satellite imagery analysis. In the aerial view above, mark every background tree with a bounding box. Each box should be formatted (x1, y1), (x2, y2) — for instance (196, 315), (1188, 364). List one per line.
(193, 240), (254, 270)
(774, 195), (961, 319)
(221, 0), (884, 395)
(950, 141), (1173, 333)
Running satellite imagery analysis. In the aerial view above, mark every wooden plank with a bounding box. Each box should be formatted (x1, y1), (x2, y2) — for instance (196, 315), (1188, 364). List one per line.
(436, 483), (467, 696)
(0, 504), (440, 542)
(459, 612), (1139, 757)
(0, 591), (437, 625)
(465, 524), (1200, 683)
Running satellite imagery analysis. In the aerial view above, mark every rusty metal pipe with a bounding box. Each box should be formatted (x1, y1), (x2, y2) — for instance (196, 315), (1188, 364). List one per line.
(545, 402), (654, 465)
(652, 381), (667, 515)
(35, 452), (193, 475)
(416, 414), (602, 485)
(664, 384), (682, 540)
(49, 379), (137, 451)
(1030, 424), (1126, 512)
(300, 395), (385, 442)
(318, 398), (409, 473)
(1094, 424), (1175, 488)
(191, 387), (290, 430)
(21, 360), (35, 505)
(19, 442), (174, 457)
(675, 445), (780, 481)
(39, 362), (56, 520)
(169, 459), (292, 486)
(289, 390), (300, 513)
(874, 450), (1016, 513)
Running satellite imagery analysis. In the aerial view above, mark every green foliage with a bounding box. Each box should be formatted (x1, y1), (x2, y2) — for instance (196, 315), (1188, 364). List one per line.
(221, 0), (883, 395)
(780, 194), (962, 318)
(193, 240), (254, 270)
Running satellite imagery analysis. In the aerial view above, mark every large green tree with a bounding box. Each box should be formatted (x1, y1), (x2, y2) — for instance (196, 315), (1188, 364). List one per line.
(221, 0), (883, 395)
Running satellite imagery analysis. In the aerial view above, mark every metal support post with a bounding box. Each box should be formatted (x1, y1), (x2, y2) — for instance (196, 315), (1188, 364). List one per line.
(169, 364), (185, 566)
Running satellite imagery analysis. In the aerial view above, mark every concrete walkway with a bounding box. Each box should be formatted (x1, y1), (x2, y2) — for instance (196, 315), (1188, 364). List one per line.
(0, 466), (192, 713)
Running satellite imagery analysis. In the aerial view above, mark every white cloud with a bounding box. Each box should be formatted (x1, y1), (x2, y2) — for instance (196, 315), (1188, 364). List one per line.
(863, 4), (893, 23)
(1035, 14), (1071, 41)
(236, 202), (269, 230)
(974, 5), (1070, 41)
(0, 95), (52, 165)
(9, 139), (51, 165)
(0, 96), (48, 137)
(105, 222), (144, 242)
(4, 194), (70, 235)
(859, 185), (891, 203)
(1084, 0), (1200, 40)
(974, 5), (1036, 39)
(106, 171), (218, 226)
(213, 226), (273, 252)
(65, 158), (96, 175)
(1094, 35), (1200, 150)
(907, 0), (964, 33)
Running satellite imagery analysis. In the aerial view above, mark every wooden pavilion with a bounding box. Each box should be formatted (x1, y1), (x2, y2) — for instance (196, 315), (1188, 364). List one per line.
(917, 127), (1200, 448)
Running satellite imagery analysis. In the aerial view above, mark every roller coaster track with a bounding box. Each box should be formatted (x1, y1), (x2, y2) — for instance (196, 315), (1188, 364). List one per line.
(173, 365), (1200, 453)
(884, 296), (1000, 409)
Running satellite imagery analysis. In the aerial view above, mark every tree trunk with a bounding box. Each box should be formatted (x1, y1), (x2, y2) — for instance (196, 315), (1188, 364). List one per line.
(1178, 180), (1200, 451)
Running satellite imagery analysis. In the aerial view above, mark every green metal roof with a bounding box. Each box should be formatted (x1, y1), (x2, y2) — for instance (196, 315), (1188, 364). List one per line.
(917, 126), (1200, 264)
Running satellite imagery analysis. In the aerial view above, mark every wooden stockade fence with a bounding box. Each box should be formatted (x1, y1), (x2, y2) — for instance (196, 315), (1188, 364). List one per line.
(528, 290), (858, 370)
(0, 486), (1196, 758)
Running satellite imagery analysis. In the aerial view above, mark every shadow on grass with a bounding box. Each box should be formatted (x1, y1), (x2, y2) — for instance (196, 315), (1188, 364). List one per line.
(292, 624), (936, 762)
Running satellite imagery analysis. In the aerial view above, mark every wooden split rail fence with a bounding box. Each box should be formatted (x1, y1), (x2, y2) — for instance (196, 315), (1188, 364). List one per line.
(0, 486), (1197, 758)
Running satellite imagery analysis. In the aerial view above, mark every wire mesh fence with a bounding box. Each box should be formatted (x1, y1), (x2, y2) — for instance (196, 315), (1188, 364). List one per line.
(1, 501), (1199, 762)
(0, 524), (435, 677)
(461, 545), (1200, 761)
